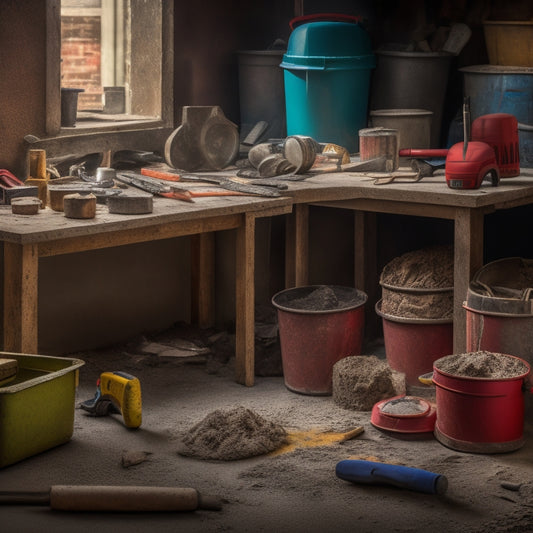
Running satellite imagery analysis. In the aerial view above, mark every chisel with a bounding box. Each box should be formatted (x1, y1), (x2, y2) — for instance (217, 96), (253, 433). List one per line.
(0, 485), (222, 512)
(336, 460), (448, 495)
(116, 172), (194, 202)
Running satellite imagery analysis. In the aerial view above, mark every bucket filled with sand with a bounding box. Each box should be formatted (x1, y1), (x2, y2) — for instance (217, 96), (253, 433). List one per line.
(432, 350), (531, 453)
(378, 245), (454, 385)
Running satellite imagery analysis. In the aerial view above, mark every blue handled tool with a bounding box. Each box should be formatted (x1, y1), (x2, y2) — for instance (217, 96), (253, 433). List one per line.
(336, 460), (448, 495)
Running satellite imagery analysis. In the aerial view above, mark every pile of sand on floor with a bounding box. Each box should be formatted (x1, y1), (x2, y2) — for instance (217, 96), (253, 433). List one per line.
(332, 355), (405, 411)
(434, 351), (529, 379)
(177, 406), (288, 461)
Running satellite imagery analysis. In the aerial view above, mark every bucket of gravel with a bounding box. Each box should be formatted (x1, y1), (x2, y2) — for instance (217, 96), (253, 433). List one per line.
(272, 285), (367, 395)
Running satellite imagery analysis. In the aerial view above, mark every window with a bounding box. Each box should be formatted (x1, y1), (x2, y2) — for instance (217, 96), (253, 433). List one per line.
(61, 0), (127, 114)
(36, 0), (173, 159)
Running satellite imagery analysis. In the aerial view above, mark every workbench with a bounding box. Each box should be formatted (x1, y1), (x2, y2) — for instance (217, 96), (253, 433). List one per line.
(3, 169), (533, 387)
(0, 193), (291, 387)
(283, 168), (533, 353)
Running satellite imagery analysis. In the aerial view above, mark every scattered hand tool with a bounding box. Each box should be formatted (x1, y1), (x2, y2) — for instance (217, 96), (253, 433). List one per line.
(140, 167), (283, 197)
(336, 459), (448, 495)
(80, 371), (142, 429)
(399, 149), (450, 158)
(0, 485), (222, 512)
(74, 166), (115, 188)
(363, 169), (424, 185)
(463, 96), (471, 160)
(0, 169), (38, 204)
(116, 171), (194, 202)
(409, 158), (446, 178)
(0, 169), (24, 188)
(310, 156), (389, 175)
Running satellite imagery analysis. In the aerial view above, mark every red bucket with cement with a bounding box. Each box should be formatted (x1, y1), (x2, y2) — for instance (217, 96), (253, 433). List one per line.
(272, 285), (367, 395)
(376, 300), (453, 386)
(432, 353), (530, 453)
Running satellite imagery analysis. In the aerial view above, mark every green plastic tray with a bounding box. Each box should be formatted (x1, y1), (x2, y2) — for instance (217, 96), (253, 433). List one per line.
(0, 352), (84, 468)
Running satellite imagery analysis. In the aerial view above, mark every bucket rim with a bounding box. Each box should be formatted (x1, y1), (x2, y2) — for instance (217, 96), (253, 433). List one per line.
(375, 49), (454, 59)
(460, 64), (533, 75)
(280, 53), (376, 71)
(370, 108), (434, 117)
(272, 284), (367, 314)
(375, 299), (453, 324)
(380, 281), (453, 294)
(433, 352), (531, 382)
(463, 302), (533, 318)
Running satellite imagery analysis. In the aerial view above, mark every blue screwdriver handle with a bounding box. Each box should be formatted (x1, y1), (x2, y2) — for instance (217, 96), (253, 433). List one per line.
(336, 460), (448, 495)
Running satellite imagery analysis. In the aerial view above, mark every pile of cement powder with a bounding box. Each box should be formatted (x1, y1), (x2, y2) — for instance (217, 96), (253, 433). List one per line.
(380, 245), (453, 319)
(380, 396), (428, 416)
(177, 406), (287, 461)
(434, 351), (529, 379)
(276, 285), (364, 311)
(332, 356), (405, 411)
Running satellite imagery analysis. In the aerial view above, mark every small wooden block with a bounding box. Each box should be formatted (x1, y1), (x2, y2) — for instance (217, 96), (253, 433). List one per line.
(0, 358), (18, 381)
(107, 192), (153, 214)
(11, 196), (41, 215)
(63, 193), (97, 219)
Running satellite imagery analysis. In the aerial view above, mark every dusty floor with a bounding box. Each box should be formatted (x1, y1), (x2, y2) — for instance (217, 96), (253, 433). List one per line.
(1, 323), (533, 533)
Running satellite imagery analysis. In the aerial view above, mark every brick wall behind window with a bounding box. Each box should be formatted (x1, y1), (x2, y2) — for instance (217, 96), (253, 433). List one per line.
(61, 16), (102, 110)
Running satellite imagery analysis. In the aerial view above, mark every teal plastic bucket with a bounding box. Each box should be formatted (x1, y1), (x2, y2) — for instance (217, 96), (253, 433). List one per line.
(280, 17), (375, 153)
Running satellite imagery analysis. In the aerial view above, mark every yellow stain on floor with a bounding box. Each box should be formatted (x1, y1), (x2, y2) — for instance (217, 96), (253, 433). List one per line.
(270, 428), (364, 456)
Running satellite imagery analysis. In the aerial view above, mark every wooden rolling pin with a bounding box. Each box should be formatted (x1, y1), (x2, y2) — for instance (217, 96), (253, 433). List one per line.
(0, 485), (222, 512)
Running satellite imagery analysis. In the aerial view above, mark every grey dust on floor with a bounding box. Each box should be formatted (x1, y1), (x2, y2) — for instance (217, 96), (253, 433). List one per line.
(1, 322), (533, 533)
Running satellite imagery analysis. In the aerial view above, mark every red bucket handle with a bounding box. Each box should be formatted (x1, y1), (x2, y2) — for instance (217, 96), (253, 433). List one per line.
(289, 13), (362, 30)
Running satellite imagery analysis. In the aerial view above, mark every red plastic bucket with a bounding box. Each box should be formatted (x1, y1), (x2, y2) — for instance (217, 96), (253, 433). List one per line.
(465, 305), (533, 361)
(433, 353), (530, 453)
(272, 285), (367, 395)
(376, 300), (453, 386)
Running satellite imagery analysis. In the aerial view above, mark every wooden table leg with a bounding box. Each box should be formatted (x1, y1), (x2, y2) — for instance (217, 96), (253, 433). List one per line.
(285, 203), (309, 288)
(3, 242), (39, 353)
(190, 233), (215, 328)
(454, 208), (484, 353)
(354, 211), (379, 340)
(235, 213), (255, 386)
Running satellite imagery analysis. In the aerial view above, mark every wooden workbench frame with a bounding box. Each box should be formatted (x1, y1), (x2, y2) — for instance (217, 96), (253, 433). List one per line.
(283, 170), (533, 354)
(2, 200), (291, 387)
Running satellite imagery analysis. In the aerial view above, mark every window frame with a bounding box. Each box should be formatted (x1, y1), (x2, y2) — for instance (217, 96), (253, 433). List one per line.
(33, 0), (174, 159)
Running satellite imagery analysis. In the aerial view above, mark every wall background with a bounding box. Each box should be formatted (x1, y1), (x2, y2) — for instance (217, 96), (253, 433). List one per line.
(0, 0), (532, 354)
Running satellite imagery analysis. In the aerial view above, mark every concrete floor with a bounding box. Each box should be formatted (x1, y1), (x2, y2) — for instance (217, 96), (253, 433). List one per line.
(1, 329), (533, 532)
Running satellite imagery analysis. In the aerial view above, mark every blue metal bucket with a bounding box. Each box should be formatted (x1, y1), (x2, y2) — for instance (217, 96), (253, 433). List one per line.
(461, 65), (533, 167)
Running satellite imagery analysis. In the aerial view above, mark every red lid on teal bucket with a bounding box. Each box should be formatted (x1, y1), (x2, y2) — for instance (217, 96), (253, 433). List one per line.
(281, 13), (375, 71)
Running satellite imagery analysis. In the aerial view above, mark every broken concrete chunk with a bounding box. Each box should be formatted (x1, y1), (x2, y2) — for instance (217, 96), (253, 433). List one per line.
(121, 450), (152, 468)
(332, 355), (406, 411)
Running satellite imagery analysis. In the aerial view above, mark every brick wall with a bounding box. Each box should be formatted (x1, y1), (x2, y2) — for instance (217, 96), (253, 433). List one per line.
(61, 16), (102, 110)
